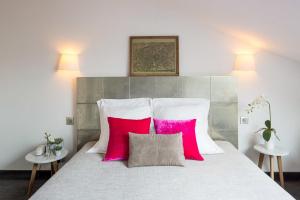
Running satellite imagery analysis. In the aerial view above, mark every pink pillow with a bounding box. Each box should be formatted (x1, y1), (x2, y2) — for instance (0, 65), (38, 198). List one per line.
(104, 117), (151, 161)
(154, 118), (204, 161)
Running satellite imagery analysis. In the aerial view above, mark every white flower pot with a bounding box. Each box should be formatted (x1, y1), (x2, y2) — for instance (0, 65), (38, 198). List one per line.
(55, 150), (62, 157)
(265, 135), (275, 150)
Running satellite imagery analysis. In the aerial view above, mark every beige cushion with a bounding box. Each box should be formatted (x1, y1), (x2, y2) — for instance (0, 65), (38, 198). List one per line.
(128, 132), (185, 168)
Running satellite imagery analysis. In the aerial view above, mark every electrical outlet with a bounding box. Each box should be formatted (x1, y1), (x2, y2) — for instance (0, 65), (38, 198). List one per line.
(66, 117), (74, 125)
(240, 117), (249, 124)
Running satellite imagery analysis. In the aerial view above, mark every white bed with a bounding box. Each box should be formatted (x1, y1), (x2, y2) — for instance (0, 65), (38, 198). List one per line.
(29, 141), (295, 200)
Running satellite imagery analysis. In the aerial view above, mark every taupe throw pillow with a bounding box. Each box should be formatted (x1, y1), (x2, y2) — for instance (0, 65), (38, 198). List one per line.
(128, 132), (185, 167)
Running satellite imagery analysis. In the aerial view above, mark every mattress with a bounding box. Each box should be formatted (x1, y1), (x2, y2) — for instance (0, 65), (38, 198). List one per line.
(29, 141), (295, 200)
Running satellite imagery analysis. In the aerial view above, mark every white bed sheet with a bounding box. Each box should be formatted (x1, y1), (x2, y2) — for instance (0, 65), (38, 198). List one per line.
(29, 141), (295, 200)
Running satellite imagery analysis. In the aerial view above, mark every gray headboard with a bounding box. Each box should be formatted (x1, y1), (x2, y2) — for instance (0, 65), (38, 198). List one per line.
(76, 76), (238, 150)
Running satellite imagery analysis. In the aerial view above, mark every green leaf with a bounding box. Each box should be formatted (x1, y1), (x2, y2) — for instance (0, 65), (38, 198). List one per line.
(255, 128), (266, 134)
(270, 128), (280, 141)
(265, 120), (271, 129)
(263, 129), (272, 142)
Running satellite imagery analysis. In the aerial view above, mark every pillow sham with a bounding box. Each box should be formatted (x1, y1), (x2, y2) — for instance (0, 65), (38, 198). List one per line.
(103, 117), (151, 161)
(152, 98), (209, 107)
(128, 132), (185, 167)
(153, 98), (223, 154)
(154, 119), (204, 161)
(88, 98), (152, 154)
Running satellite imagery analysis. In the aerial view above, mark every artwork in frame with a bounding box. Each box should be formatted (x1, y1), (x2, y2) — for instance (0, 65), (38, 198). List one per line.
(130, 36), (179, 76)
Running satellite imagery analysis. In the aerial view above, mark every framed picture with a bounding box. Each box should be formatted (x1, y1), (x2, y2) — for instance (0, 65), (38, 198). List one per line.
(130, 36), (179, 76)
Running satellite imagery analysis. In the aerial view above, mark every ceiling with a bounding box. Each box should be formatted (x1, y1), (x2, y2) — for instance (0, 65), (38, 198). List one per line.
(186, 0), (300, 62)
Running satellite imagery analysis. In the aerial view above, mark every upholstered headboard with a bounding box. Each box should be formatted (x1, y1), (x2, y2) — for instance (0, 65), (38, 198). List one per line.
(76, 76), (238, 150)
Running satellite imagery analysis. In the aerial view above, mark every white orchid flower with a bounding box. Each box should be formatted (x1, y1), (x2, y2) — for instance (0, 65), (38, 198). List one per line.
(246, 95), (270, 114)
(48, 136), (55, 143)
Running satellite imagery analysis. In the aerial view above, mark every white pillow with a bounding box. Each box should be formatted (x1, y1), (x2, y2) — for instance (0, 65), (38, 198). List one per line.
(87, 98), (152, 153)
(153, 98), (209, 107)
(153, 98), (223, 154)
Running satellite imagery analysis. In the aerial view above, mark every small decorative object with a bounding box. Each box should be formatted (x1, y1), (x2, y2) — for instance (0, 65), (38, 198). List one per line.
(54, 145), (63, 157)
(34, 144), (46, 156)
(44, 132), (64, 157)
(129, 36), (179, 76)
(247, 95), (279, 149)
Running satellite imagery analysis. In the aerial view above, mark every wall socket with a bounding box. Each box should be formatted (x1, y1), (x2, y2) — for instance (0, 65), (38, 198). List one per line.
(66, 117), (74, 125)
(240, 116), (249, 124)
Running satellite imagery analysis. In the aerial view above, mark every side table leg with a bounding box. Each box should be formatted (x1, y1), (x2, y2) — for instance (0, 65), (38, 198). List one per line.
(51, 162), (55, 175)
(277, 156), (285, 188)
(269, 155), (274, 180)
(51, 161), (58, 175)
(54, 161), (59, 172)
(27, 163), (38, 196)
(258, 153), (265, 169)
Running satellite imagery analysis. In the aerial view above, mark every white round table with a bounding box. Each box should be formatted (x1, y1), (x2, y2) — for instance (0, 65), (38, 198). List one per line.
(25, 149), (68, 196)
(254, 144), (289, 188)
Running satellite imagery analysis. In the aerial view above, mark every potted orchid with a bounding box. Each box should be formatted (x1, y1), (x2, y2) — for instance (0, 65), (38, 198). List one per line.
(247, 95), (279, 149)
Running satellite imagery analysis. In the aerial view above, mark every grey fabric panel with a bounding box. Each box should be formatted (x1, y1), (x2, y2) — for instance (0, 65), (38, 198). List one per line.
(130, 77), (181, 98)
(103, 77), (130, 99)
(179, 76), (210, 98)
(209, 102), (238, 146)
(29, 141), (295, 200)
(76, 104), (99, 130)
(210, 102), (238, 130)
(211, 76), (238, 102)
(128, 132), (185, 167)
(130, 77), (156, 98)
(216, 130), (238, 147)
(154, 77), (181, 98)
(77, 77), (103, 103)
(77, 130), (100, 150)
(208, 129), (226, 141)
(76, 76), (238, 149)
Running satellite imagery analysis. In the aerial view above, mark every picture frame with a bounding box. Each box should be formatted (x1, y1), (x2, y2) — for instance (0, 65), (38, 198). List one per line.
(129, 36), (179, 76)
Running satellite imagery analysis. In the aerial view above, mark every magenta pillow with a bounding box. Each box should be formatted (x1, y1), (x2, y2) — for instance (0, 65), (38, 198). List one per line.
(154, 118), (204, 161)
(103, 117), (151, 161)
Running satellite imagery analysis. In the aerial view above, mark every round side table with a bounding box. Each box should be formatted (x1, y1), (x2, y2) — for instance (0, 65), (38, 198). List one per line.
(25, 149), (68, 196)
(254, 144), (289, 188)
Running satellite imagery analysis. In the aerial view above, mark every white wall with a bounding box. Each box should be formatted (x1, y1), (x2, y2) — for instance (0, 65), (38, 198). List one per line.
(0, 0), (299, 171)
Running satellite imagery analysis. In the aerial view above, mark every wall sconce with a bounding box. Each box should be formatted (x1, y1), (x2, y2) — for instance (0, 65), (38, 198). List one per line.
(234, 54), (255, 71)
(57, 53), (79, 71)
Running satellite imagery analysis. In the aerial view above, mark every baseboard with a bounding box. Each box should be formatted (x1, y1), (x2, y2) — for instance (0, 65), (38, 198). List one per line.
(265, 172), (300, 181)
(1, 170), (300, 181)
(0, 170), (51, 180)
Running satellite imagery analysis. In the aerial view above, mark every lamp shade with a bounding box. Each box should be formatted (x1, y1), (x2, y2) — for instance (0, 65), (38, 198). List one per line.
(234, 54), (255, 71)
(58, 54), (79, 71)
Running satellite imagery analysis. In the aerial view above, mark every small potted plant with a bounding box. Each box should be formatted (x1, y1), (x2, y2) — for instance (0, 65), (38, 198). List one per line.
(54, 145), (63, 157)
(54, 138), (63, 156)
(247, 95), (279, 149)
(44, 132), (64, 157)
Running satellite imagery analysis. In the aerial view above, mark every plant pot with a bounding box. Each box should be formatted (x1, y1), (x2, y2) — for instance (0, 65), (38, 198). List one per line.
(265, 135), (275, 150)
(55, 150), (62, 157)
(56, 142), (64, 149)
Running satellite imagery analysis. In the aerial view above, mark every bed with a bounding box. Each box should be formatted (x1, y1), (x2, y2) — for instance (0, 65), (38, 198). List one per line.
(29, 76), (295, 199)
(29, 141), (294, 200)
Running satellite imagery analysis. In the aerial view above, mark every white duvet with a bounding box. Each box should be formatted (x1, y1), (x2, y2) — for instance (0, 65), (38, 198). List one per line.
(30, 141), (295, 200)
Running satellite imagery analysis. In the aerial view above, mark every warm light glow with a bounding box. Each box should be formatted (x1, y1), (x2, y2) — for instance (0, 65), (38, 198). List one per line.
(231, 70), (257, 81)
(234, 54), (255, 71)
(58, 54), (79, 71)
(223, 29), (267, 49)
(56, 70), (81, 81)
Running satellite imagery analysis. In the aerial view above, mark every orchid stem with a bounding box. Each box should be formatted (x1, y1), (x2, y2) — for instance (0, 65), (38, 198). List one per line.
(267, 101), (271, 123)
